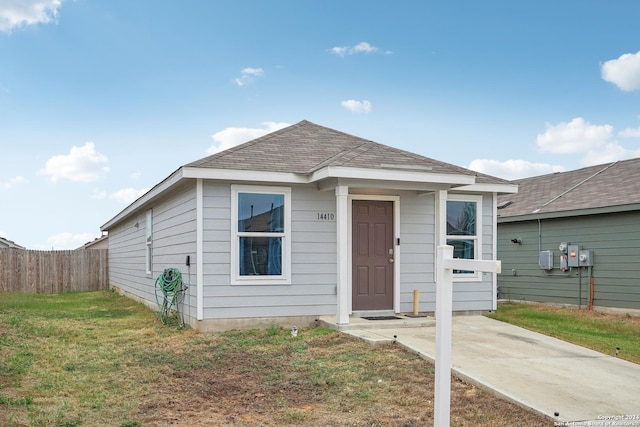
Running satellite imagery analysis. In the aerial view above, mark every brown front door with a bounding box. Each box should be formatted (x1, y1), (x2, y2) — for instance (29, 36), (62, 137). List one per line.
(352, 200), (394, 311)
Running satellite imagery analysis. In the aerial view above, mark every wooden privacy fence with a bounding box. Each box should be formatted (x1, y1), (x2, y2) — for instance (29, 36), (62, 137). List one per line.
(0, 248), (108, 293)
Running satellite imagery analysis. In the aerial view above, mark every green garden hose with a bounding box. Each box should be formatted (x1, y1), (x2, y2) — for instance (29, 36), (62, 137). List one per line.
(154, 268), (187, 326)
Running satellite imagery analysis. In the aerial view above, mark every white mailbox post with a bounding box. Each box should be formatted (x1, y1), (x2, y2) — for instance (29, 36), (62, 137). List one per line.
(434, 245), (501, 427)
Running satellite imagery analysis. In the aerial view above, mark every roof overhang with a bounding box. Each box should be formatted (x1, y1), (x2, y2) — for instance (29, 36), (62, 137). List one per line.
(497, 202), (640, 223)
(453, 183), (518, 194)
(102, 164), (512, 231)
(181, 166), (309, 184)
(101, 168), (185, 231)
(309, 166), (476, 186)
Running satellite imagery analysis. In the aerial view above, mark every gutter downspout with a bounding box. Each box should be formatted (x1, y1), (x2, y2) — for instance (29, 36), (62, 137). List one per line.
(589, 266), (594, 311)
(578, 266), (582, 309)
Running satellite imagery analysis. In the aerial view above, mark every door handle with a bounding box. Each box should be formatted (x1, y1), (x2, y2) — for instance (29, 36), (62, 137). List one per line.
(389, 258), (394, 263)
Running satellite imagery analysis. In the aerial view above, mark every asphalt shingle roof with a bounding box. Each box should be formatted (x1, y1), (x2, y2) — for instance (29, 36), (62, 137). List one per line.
(186, 120), (510, 185)
(497, 157), (640, 218)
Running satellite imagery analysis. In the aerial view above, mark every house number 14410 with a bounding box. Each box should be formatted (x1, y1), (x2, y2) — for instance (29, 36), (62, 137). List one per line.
(316, 213), (335, 221)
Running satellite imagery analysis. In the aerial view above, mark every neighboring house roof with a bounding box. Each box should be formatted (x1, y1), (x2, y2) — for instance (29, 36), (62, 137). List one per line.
(497, 157), (640, 221)
(103, 120), (516, 231)
(0, 236), (25, 249)
(79, 234), (108, 250)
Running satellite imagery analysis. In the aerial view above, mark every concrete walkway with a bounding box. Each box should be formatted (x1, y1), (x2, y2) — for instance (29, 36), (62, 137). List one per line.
(319, 314), (640, 424)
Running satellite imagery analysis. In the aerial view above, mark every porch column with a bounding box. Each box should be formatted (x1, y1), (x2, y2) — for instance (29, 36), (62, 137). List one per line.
(436, 189), (448, 248)
(336, 185), (349, 324)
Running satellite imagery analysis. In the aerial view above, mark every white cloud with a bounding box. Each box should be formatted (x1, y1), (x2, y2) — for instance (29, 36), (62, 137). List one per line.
(601, 51), (640, 91)
(468, 159), (565, 181)
(0, 0), (62, 32)
(37, 231), (98, 250)
(535, 117), (640, 167)
(329, 42), (391, 57)
(234, 67), (264, 86)
(0, 230), (7, 238)
(109, 187), (149, 204)
(536, 117), (612, 154)
(2, 175), (26, 189)
(207, 121), (290, 155)
(130, 170), (142, 180)
(581, 141), (640, 166)
(618, 126), (640, 138)
(341, 99), (372, 113)
(41, 142), (109, 183)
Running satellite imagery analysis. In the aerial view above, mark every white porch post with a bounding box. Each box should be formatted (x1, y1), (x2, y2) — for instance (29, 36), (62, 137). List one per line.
(434, 245), (501, 427)
(336, 185), (350, 324)
(436, 190), (448, 248)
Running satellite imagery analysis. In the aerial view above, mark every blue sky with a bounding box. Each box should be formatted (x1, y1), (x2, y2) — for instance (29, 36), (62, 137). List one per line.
(1, 0), (640, 249)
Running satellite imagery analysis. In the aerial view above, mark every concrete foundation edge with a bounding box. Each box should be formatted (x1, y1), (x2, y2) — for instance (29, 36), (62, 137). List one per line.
(110, 284), (323, 332)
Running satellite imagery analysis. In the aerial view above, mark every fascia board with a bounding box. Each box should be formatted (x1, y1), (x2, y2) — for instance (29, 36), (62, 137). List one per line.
(452, 183), (519, 194)
(182, 166), (308, 184)
(101, 168), (184, 231)
(317, 178), (455, 192)
(309, 166), (475, 186)
(497, 202), (640, 223)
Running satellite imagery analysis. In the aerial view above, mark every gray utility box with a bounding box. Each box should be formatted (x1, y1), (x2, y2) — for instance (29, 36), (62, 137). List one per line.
(539, 250), (553, 270)
(567, 245), (580, 267)
(579, 250), (594, 267)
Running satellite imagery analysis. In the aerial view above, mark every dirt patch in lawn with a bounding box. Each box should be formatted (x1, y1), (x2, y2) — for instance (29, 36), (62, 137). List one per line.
(133, 330), (552, 426)
(0, 292), (553, 426)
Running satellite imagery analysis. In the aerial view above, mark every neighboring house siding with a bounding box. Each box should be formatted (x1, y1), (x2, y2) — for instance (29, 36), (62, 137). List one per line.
(201, 183), (337, 319)
(497, 211), (640, 310)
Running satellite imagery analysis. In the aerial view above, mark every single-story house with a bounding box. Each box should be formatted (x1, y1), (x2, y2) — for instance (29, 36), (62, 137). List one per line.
(78, 234), (109, 250)
(101, 120), (516, 331)
(0, 236), (25, 249)
(496, 157), (640, 312)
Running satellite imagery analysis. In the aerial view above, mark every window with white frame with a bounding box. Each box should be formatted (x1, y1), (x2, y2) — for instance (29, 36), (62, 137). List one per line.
(145, 209), (153, 274)
(231, 185), (291, 284)
(446, 195), (482, 279)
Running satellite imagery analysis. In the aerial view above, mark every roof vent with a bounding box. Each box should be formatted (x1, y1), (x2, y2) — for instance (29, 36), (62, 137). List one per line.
(497, 200), (513, 209)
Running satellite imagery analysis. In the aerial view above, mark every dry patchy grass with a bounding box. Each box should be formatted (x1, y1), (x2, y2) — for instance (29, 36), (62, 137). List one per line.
(0, 292), (552, 426)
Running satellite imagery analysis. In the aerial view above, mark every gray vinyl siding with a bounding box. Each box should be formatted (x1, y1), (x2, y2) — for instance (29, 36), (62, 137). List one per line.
(454, 194), (495, 311)
(109, 181), (498, 319)
(108, 182), (197, 307)
(399, 192), (435, 312)
(497, 210), (640, 310)
(398, 192), (495, 313)
(107, 211), (150, 300)
(201, 183), (337, 319)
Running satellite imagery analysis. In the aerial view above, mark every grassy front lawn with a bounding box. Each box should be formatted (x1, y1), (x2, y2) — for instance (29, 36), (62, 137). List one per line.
(0, 291), (551, 426)
(487, 302), (640, 364)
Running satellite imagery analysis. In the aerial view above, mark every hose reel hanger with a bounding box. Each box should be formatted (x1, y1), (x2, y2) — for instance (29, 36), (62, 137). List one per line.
(154, 268), (188, 327)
